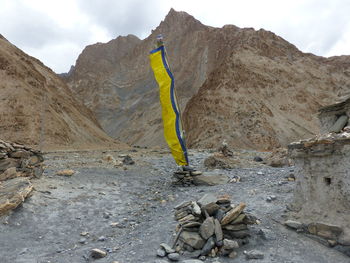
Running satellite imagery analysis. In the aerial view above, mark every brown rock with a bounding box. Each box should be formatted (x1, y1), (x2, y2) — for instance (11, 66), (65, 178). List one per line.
(56, 169), (75, 176)
(0, 177), (33, 216)
(201, 202), (221, 216)
(9, 150), (31, 159)
(308, 223), (342, 240)
(221, 203), (246, 225)
(0, 167), (19, 181)
(223, 223), (248, 231)
(0, 158), (20, 173)
(193, 175), (230, 186)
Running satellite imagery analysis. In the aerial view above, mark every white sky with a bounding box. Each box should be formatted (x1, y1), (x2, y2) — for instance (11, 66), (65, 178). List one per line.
(0, 0), (349, 73)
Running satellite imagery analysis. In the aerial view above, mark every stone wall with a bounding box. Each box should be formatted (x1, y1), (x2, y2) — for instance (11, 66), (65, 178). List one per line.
(288, 135), (350, 246)
(0, 139), (44, 216)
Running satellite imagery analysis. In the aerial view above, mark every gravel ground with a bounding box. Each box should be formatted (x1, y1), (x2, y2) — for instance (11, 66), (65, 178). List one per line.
(0, 149), (349, 263)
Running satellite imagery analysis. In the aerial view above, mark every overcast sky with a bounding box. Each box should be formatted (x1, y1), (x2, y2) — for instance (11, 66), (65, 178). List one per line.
(1, 0), (349, 73)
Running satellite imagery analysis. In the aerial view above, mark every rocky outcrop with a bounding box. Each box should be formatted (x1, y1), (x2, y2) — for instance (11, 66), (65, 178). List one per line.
(66, 9), (350, 150)
(0, 36), (122, 150)
(0, 139), (44, 216)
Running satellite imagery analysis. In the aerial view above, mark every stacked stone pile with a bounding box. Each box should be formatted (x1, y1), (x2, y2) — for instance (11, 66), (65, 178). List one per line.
(158, 193), (259, 260)
(0, 139), (44, 216)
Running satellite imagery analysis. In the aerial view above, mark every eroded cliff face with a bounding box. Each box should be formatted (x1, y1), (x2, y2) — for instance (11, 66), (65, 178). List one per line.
(0, 36), (122, 150)
(66, 9), (350, 150)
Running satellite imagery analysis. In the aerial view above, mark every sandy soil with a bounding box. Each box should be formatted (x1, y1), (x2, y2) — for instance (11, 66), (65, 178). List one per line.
(0, 149), (349, 263)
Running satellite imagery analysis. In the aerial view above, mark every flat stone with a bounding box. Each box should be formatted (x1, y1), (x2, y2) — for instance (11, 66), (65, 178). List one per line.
(223, 239), (239, 250)
(9, 150), (31, 159)
(90, 248), (107, 259)
(0, 158), (20, 173)
(56, 169), (75, 176)
(197, 193), (217, 207)
(308, 223), (342, 240)
(224, 223), (248, 231)
(167, 252), (180, 261)
(178, 214), (196, 223)
(214, 219), (223, 245)
(230, 213), (246, 224)
(242, 213), (258, 225)
(329, 115), (348, 133)
(182, 222), (202, 228)
(193, 175), (230, 186)
(175, 210), (190, 220)
(0, 167), (18, 181)
(221, 203), (246, 225)
(200, 236), (215, 256)
(180, 231), (205, 250)
(244, 250), (264, 259)
(199, 217), (215, 240)
(284, 220), (304, 230)
(228, 251), (238, 259)
(160, 243), (175, 254)
(175, 201), (192, 210)
(0, 177), (33, 216)
(182, 260), (203, 263)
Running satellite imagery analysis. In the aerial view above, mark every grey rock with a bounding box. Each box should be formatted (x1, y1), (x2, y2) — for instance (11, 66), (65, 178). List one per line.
(199, 217), (215, 240)
(193, 175), (229, 186)
(284, 220), (303, 230)
(182, 260), (203, 263)
(329, 115), (348, 133)
(214, 219), (223, 245)
(157, 248), (167, 257)
(197, 193), (217, 207)
(244, 250), (264, 259)
(191, 201), (201, 215)
(258, 228), (276, 240)
(160, 243), (175, 254)
(167, 252), (180, 261)
(200, 236), (215, 256)
(254, 156), (263, 162)
(98, 236), (106, 241)
(201, 202), (221, 216)
(223, 223), (248, 231)
(223, 239), (239, 250)
(175, 201), (192, 210)
(214, 209), (225, 221)
(180, 231), (205, 250)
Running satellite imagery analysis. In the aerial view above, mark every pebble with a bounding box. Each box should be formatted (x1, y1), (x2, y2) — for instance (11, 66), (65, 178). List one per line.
(157, 248), (167, 257)
(168, 252), (180, 261)
(98, 236), (106, 241)
(79, 238), (87, 244)
(244, 249), (264, 259)
(266, 195), (277, 202)
(90, 248), (107, 259)
(284, 220), (303, 230)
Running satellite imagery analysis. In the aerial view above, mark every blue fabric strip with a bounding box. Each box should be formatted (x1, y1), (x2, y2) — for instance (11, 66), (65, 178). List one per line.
(159, 47), (189, 165)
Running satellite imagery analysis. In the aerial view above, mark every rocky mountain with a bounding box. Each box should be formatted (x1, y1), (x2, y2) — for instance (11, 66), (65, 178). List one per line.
(65, 9), (350, 150)
(0, 35), (122, 150)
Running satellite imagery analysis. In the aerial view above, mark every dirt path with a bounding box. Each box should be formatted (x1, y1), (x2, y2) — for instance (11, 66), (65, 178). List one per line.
(0, 149), (349, 263)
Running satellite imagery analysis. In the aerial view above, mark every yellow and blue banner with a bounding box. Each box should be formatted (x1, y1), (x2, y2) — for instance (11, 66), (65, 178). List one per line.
(149, 45), (189, 166)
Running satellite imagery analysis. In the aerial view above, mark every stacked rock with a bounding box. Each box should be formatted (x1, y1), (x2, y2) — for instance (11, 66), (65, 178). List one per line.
(173, 169), (202, 186)
(173, 193), (258, 259)
(0, 139), (44, 181)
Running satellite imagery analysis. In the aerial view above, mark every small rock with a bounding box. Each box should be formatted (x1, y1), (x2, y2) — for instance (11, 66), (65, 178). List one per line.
(98, 236), (106, 241)
(191, 201), (201, 215)
(223, 239), (239, 250)
(200, 236), (215, 256)
(258, 228), (276, 240)
(157, 248), (167, 257)
(284, 220), (303, 230)
(228, 251), (238, 259)
(197, 193), (217, 207)
(221, 203), (246, 225)
(80, 231), (89, 236)
(168, 252), (180, 261)
(79, 238), (87, 244)
(253, 156), (263, 162)
(266, 195), (277, 202)
(244, 250), (264, 259)
(160, 243), (175, 254)
(90, 248), (107, 259)
(122, 155), (135, 165)
(56, 169), (75, 176)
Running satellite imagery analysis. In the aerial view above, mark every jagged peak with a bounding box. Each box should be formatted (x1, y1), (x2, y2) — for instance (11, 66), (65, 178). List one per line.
(163, 8), (203, 26)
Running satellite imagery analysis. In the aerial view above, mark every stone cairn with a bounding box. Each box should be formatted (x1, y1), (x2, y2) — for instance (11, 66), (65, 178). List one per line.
(157, 193), (259, 261)
(172, 169), (202, 186)
(0, 139), (44, 216)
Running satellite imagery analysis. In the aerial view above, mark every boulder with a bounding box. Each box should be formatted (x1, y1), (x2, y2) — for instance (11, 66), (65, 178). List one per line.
(193, 175), (229, 186)
(0, 177), (33, 216)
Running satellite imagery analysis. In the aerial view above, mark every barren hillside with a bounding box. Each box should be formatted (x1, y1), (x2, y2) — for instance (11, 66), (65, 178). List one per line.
(0, 35), (123, 150)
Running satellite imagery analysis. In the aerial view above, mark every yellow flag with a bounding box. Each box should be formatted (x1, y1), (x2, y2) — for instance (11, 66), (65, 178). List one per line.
(149, 45), (189, 166)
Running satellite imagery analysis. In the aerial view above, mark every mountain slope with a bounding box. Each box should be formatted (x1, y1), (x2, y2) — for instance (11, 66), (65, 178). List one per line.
(0, 35), (122, 150)
(65, 9), (350, 150)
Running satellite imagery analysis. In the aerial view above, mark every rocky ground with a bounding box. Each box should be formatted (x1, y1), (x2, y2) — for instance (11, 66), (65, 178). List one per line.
(0, 148), (349, 263)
